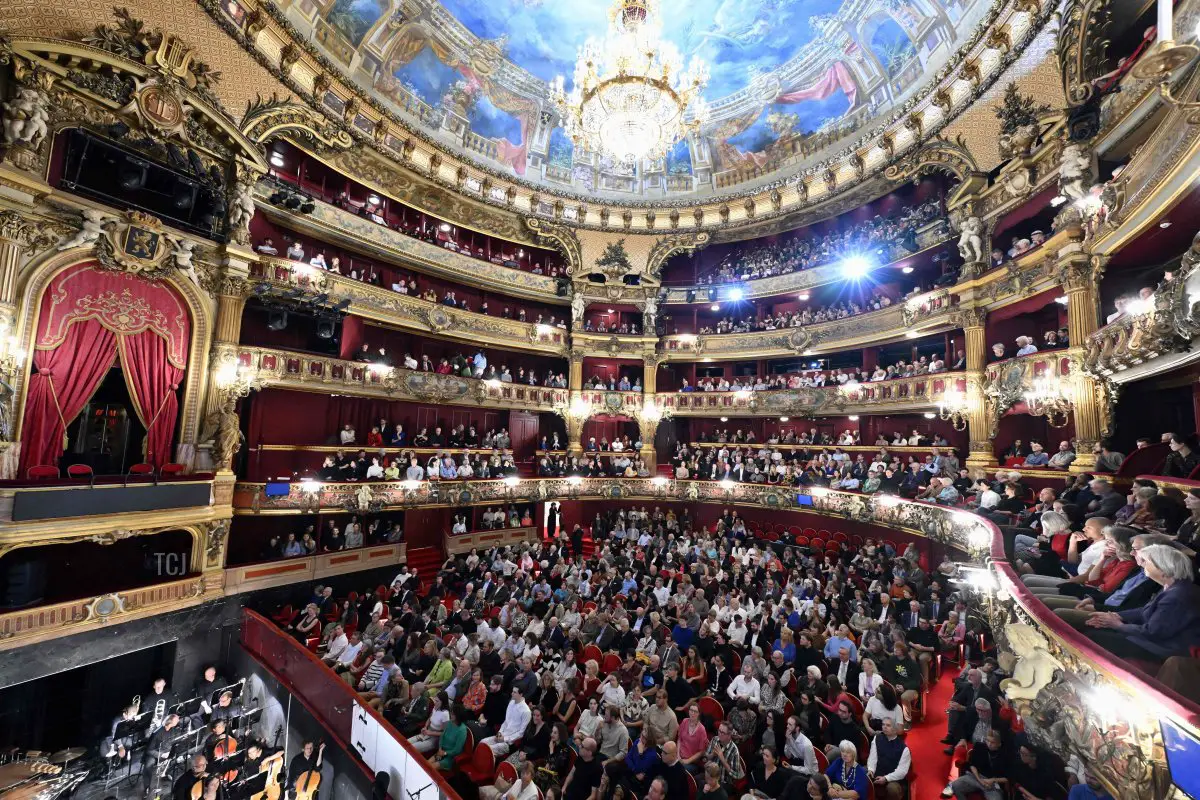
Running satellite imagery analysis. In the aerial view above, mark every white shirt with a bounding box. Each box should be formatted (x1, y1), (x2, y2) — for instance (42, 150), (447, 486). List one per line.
(1078, 539), (1107, 574)
(727, 674), (761, 705)
(336, 640), (363, 666)
(867, 735), (912, 782)
(977, 489), (1001, 510)
(784, 730), (818, 776)
(339, 428), (356, 444)
(865, 696), (907, 729)
(504, 780), (539, 800)
(499, 699), (532, 742)
(324, 633), (348, 660)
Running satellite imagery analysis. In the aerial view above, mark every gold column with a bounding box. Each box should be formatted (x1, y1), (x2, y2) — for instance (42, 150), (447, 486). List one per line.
(961, 307), (997, 471)
(642, 353), (659, 395)
(1060, 255), (1107, 472)
(568, 348), (585, 392)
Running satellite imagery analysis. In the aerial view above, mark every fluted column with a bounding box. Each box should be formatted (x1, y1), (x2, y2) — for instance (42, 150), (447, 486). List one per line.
(961, 307), (997, 471)
(1060, 254), (1107, 472)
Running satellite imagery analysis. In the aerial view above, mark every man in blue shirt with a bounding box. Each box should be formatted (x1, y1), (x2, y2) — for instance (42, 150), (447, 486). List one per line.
(1024, 442), (1050, 466)
(823, 624), (859, 661)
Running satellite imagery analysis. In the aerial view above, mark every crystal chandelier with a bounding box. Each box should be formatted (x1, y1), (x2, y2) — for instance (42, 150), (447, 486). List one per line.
(1023, 377), (1072, 428)
(549, 0), (709, 165)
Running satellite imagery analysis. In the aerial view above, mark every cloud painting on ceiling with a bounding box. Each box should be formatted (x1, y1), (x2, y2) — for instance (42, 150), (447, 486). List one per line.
(288, 0), (981, 196)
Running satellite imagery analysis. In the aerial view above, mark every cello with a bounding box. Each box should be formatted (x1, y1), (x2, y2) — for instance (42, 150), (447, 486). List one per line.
(250, 726), (285, 800)
(211, 729), (239, 783)
(292, 742), (324, 800)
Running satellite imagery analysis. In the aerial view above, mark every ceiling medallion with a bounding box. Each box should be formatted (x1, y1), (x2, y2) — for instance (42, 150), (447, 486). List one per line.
(549, 0), (708, 165)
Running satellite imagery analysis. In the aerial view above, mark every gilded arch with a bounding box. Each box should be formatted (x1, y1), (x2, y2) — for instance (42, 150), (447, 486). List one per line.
(239, 95), (356, 152)
(883, 135), (981, 184)
(1057, 0), (1112, 108)
(11, 249), (215, 465)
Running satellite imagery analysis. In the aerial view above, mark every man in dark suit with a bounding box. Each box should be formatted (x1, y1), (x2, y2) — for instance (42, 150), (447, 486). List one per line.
(706, 653), (733, 699)
(1084, 479), (1124, 519)
(942, 668), (997, 747)
(594, 615), (617, 651)
(901, 600), (923, 631)
(545, 617), (568, 650)
(923, 593), (948, 623)
(829, 646), (860, 691)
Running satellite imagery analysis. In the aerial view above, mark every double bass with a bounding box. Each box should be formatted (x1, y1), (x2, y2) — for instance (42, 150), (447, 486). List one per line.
(292, 742), (324, 800)
(250, 726), (285, 800)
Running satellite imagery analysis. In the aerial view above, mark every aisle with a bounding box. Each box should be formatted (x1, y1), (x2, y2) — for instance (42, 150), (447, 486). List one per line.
(906, 666), (959, 798)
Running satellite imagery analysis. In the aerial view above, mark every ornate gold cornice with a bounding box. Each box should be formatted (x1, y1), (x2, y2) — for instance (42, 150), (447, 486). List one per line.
(219, 343), (570, 411)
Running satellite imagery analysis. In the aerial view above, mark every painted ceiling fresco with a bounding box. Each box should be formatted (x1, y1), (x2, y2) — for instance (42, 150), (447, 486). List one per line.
(281, 0), (986, 198)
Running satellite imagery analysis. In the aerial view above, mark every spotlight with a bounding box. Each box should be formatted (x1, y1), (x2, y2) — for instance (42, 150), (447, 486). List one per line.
(368, 194), (381, 205)
(269, 191), (286, 205)
(841, 256), (872, 279)
(316, 318), (336, 339)
(797, 293), (810, 301)
(720, 417), (728, 422)
(848, 415), (859, 421)
(267, 309), (289, 331)
(270, 151), (286, 168)
(299, 200), (316, 214)
(686, 289), (697, 303)
(779, 416), (789, 422)
(439, 223), (451, 232)
(923, 412), (936, 419)
(710, 303), (720, 311)
(728, 287), (744, 302)
(707, 287), (718, 302)
(284, 195), (301, 210)
(901, 266), (913, 274)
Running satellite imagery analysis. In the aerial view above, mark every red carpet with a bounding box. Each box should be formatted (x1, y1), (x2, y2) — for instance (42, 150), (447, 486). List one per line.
(907, 666), (959, 798)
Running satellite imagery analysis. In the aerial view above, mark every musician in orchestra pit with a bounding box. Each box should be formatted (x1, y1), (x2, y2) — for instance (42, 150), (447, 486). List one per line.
(193, 666), (227, 707)
(143, 713), (185, 792)
(146, 678), (177, 731)
(243, 741), (285, 786)
(103, 704), (138, 763)
(209, 690), (241, 725)
(288, 740), (325, 799)
(171, 754), (208, 800)
(203, 719), (235, 764)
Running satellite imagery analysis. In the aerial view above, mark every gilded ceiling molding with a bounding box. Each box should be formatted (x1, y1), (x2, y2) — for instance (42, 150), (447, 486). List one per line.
(239, 94), (354, 152)
(194, 0), (1060, 238)
(646, 232), (711, 281)
(883, 134), (983, 184)
(1057, 0), (1113, 108)
(524, 217), (582, 274)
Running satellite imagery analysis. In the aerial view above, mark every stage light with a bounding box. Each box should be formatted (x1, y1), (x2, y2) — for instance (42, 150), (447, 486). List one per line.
(710, 303), (720, 312)
(797, 293), (810, 301)
(368, 194), (380, 205)
(901, 266), (914, 274)
(283, 195), (301, 210)
(728, 287), (744, 302)
(905, 331), (919, 338)
(267, 309), (289, 331)
(503, 476), (520, 488)
(686, 289), (696, 303)
(118, 161), (147, 191)
(841, 256), (872, 279)
(848, 415), (859, 421)
(652, 476), (669, 487)
(707, 287), (718, 302)
(779, 416), (789, 422)
(720, 417), (728, 422)
(299, 200), (315, 214)
(924, 412), (936, 419)
(316, 318), (336, 339)
(439, 222), (451, 232)
(270, 151), (286, 168)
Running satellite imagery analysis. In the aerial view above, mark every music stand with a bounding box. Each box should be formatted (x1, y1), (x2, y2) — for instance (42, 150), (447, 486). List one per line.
(171, 697), (204, 721)
(211, 747), (247, 778)
(110, 712), (152, 787)
(210, 679), (246, 708)
(226, 770), (269, 800)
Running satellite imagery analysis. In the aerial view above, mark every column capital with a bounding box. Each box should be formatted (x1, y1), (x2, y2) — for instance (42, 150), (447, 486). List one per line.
(952, 306), (988, 330)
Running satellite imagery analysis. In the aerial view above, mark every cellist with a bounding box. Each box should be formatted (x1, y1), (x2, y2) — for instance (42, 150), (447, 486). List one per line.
(287, 741), (324, 800)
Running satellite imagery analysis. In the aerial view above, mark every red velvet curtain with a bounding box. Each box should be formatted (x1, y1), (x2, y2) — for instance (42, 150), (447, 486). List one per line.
(19, 320), (117, 474)
(119, 331), (183, 467)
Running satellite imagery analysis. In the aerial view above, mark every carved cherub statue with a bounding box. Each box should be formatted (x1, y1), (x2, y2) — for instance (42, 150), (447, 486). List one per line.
(227, 174), (258, 245)
(571, 292), (586, 324)
(999, 622), (1063, 706)
(957, 215), (985, 264)
(171, 239), (201, 287)
(2, 86), (50, 148)
(642, 295), (657, 331)
(1059, 142), (1093, 203)
(57, 209), (110, 251)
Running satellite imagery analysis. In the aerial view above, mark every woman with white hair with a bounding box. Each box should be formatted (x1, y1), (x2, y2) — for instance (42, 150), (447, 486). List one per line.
(824, 739), (869, 799)
(1012, 510), (1069, 564)
(1084, 543), (1200, 662)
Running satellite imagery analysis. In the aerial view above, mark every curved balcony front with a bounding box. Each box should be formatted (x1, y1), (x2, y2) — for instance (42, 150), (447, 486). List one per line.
(250, 256), (570, 357)
(218, 344), (570, 411)
(659, 289), (961, 360)
(254, 184), (564, 304)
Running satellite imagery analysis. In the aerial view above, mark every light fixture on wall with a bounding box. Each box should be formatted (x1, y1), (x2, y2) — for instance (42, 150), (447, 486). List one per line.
(1024, 377), (1072, 427)
(937, 388), (968, 430)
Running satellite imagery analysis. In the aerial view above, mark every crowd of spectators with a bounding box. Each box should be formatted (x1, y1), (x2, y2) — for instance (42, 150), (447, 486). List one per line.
(264, 516), (406, 560)
(987, 332), (1070, 362)
(583, 374), (645, 392)
(256, 237), (568, 330)
(350, 344), (570, 389)
(694, 291), (894, 336)
(677, 355), (962, 393)
(281, 495), (1129, 800)
(694, 200), (945, 285)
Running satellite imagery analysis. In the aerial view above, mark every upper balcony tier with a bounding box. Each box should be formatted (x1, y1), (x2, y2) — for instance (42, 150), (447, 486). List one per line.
(253, 183), (565, 305)
(221, 344), (570, 412)
(250, 256), (570, 357)
(659, 288), (960, 360)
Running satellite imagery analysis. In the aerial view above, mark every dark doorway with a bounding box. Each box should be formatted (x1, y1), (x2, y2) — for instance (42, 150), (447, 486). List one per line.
(65, 365), (147, 475)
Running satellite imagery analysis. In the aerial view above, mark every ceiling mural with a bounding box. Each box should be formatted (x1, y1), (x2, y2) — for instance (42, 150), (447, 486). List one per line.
(276, 0), (992, 199)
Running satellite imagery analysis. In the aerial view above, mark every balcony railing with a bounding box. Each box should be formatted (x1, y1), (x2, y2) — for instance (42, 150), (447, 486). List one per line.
(254, 185), (561, 302)
(219, 344), (570, 410)
(661, 219), (952, 301)
(224, 543), (405, 594)
(1083, 266), (1200, 377)
(659, 293), (960, 360)
(661, 373), (966, 416)
(251, 256), (569, 355)
(445, 526), (537, 555)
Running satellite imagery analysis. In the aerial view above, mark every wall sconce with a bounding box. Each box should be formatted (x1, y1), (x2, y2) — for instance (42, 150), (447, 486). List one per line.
(0, 325), (26, 381)
(1024, 377), (1072, 427)
(215, 360), (263, 404)
(937, 389), (969, 431)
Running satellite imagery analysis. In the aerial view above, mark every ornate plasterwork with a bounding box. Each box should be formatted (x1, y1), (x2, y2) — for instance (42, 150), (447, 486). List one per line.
(525, 217), (582, 274)
(1057, 0), (1112, 109)
(240, 94), (354, 152)
(189, 0), (1057, 237)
